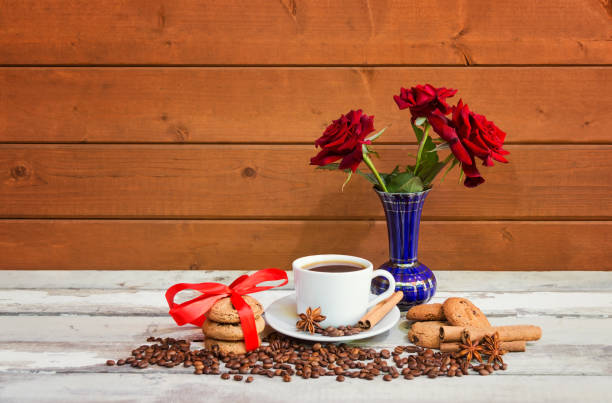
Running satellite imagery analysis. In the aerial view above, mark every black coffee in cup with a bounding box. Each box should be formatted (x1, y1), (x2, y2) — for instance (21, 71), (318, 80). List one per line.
(306, 262), (365, 273)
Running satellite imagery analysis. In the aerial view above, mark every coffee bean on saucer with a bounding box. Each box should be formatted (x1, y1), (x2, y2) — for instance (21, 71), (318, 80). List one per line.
(246, 376), (254, 383)
(233, 375), (243, 381)
(106, 360), (115, 366)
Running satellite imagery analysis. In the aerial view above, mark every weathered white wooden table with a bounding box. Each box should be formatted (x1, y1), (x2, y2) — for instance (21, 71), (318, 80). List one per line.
(1, 270), (611, 402)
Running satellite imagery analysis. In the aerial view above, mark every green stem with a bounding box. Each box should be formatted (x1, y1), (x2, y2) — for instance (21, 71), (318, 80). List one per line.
(413, 123), (430, 175)
(362, 145), (388, 193)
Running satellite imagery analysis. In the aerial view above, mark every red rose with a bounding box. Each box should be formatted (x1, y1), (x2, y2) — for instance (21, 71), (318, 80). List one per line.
(393, 84), (457, 119)
(429, 100), (509, 187)
(310, 110), (375, 172)
(427, 109), (473, 166)
(469, 112), (509, 167)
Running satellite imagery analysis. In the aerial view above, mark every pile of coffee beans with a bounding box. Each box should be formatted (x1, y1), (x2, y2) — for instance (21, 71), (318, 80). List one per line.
(106, 333), (507, 382)
(314, 325), (363, 337)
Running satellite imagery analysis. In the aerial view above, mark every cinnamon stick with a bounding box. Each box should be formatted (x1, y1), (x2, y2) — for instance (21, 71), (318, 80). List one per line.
(358, 291), (404, 329)
(439, 340), (526, 353)
(408, 321), (448, 348)
(439, 325), (542, 342)
(464, 325), (542, 342)
(439, 325), (464, 342)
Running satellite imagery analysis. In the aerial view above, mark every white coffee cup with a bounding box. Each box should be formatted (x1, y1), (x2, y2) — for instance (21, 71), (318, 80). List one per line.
(293, 254), (396, 327)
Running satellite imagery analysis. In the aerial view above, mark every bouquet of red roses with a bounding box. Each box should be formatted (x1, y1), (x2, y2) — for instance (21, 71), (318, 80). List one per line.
(310, 84), (509, 191)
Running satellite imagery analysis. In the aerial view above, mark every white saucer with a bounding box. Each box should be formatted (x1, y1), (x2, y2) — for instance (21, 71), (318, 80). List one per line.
(264, 293), (400, 342)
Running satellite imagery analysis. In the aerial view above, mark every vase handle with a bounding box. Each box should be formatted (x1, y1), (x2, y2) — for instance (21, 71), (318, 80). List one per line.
(367, 270), (396, 308)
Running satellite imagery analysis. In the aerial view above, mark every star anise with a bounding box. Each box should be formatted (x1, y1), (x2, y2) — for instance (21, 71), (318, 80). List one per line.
(296, 306), (326, 334)
(455, 335), (484, 363)
(482, 332), (506, 365)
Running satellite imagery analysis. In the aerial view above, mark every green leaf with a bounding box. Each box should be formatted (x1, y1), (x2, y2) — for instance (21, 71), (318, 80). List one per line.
(411, 123), (438, 176)
(415, 141), (438, 176)
(387, 171), (415, 193)
(398, 176), (424, 193)
(354, 169), (379, 185)
(420, 161), (446, 186)
(412, 123), (425, 143)
(414, 117), (427, 126)
(380, 165), (400, 183)
(315, 163), (341, 171)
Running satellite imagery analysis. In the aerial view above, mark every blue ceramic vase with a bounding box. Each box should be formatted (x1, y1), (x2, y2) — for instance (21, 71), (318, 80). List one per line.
(370, 188), (436, 310)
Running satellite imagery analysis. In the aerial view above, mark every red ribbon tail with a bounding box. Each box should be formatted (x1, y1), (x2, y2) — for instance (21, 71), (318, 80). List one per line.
(231, 293), (259, 351)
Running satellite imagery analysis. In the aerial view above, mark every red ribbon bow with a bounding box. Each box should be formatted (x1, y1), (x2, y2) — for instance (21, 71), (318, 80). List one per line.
(165, 268), (288, 352)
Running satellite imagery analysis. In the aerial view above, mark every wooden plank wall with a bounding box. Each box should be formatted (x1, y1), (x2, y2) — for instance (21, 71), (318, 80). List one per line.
(0, 0), (611, 270)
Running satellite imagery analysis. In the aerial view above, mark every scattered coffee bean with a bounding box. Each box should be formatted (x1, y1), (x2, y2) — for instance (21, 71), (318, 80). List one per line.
(106, 333), (508, 384)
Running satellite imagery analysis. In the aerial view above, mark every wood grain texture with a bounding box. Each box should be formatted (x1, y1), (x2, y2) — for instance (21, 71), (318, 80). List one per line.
(1, 316), (610, 373)
(2, 67), (611, 143)
(0, 145), (610, 219)
(2, 288), (611, 317)
(0, 220), (609, 270)
(1, 0), (611, 65)
(1, 373), (609, 403)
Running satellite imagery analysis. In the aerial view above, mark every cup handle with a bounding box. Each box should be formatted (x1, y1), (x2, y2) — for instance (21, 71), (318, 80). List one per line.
(367, 270), (397, 308)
